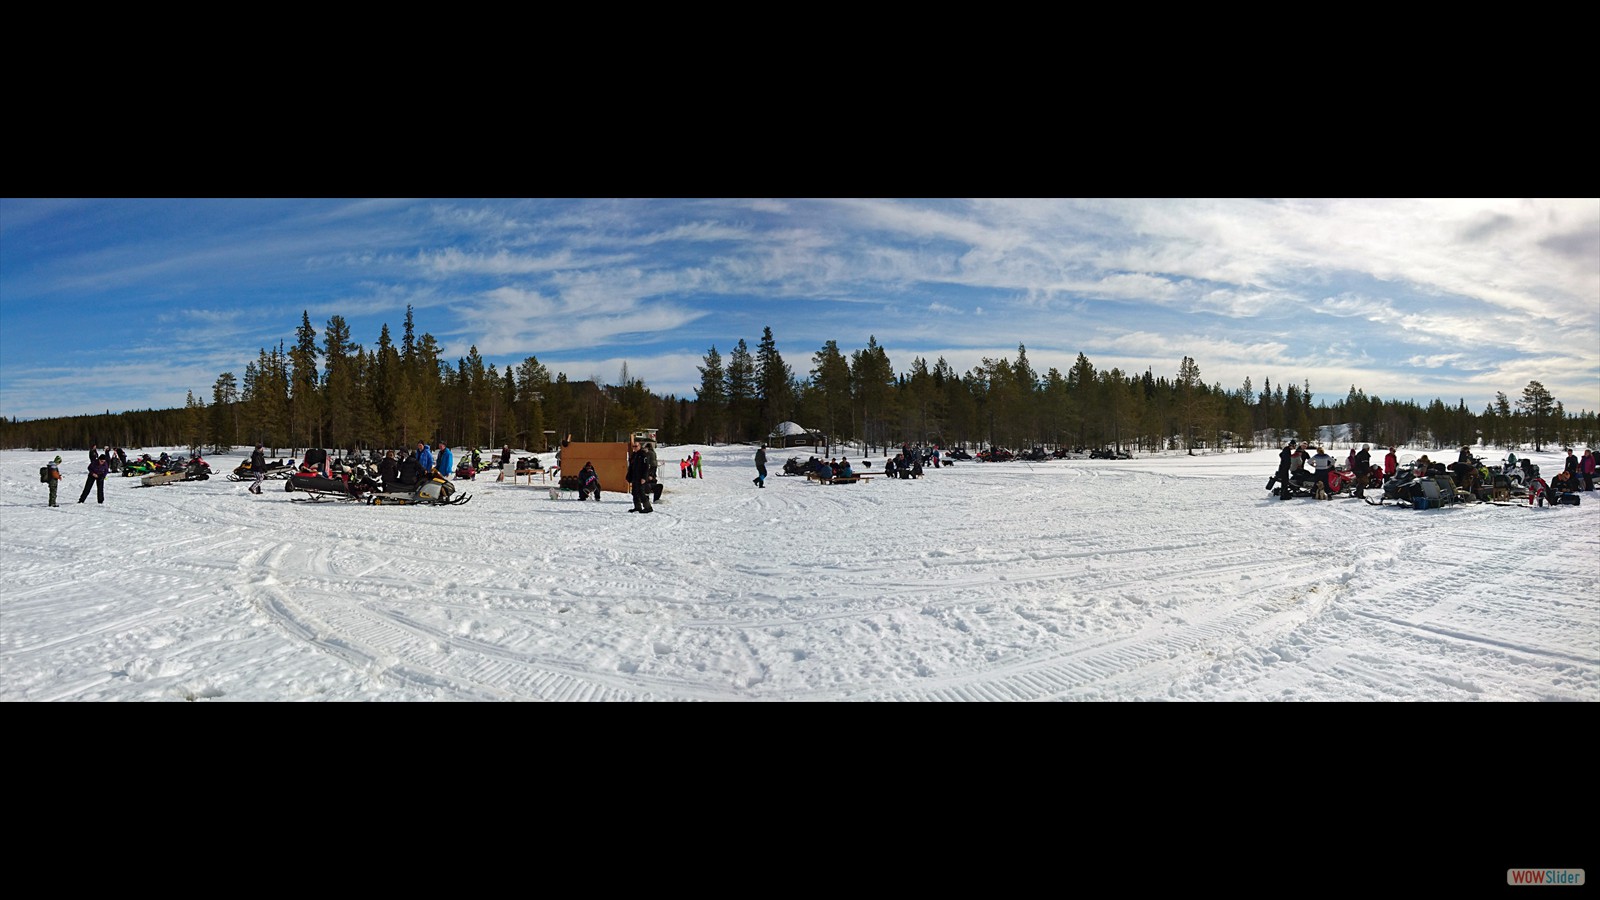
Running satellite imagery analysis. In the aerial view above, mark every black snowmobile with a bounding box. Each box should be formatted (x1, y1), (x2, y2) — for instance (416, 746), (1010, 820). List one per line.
(229, 458), (295, 482)
(783, 456), (821, 476)
(284, 458), (471, 506)
(285, 461), (381, 502)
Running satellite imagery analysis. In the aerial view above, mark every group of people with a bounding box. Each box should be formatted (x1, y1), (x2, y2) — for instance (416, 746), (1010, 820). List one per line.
(679, 452), (703, 479)
(885, 449), (924, 479)
(54, 446), (118, 505)
(813, 457), (856, 481)
(241, 440), (459, 496)
(1534, 447), (1596, 506)
(1562, 448), (1597, 491)
(1270, 440), (1389, 500)
(1269, 437), (1600, 506)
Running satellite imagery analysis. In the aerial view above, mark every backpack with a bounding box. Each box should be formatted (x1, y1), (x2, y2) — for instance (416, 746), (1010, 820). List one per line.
(40, 465), (50, 483)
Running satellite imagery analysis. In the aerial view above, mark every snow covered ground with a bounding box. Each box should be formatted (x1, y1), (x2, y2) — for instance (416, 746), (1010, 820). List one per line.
(2, 443), (1595, 702)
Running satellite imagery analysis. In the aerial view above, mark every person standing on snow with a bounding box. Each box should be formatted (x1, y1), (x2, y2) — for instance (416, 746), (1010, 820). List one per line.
(78, 453), (110, 504)
(45, 455), (62, 506)
(753, 443), (768, 488)
(1284, 442), (1311, 498)
(434, 441), (454, 480)
(626, 440), (656, 513)
(248, 444), (268, 494)
(1269, 438), (1295, 493)
(497, 444), (512, 482)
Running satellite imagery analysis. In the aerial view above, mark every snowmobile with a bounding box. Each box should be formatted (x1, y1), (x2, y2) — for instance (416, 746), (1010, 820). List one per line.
(229, 458), (295, 482)
(140, 457), (212, 486)
(782, 456), (823, 476)
(365, 472), (471, 506)
(1363, 469), (1466, 508)
(285, 460), (471, 506)
(284, 459), (379, 502)
(122, 455), (160, 477)
(455, 459), (478, 480)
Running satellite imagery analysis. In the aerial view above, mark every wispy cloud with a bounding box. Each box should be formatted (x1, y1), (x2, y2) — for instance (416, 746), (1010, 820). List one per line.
(4, 198), (1595, 419)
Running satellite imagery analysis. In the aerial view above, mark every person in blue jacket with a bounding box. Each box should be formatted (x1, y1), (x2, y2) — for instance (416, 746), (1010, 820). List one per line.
(434, 441), (454, 480)
(414, 441), (434, 475)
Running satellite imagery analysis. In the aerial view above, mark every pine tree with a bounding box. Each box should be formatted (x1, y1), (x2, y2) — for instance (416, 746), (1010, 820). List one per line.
(373, 324), (399, 444)
(209, 372), (237, 453)
(695, 345), (727, 444)
(322, 314), (357, 450)
(755, 326), (797, 435)
(183, 390), (206, 456)
(725, 339), (756, 442)
(289, 312), (321, 449)
(1177, 356), (1204, 454)
(809, 340), (851, 442)
(517, 356), (550, 450)
(1518, 380), (1555, 451)
(851, 337), (894, 452)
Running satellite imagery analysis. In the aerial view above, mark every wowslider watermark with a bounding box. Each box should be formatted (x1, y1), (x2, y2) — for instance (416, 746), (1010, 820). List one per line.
(1508, 869), (1585, 886)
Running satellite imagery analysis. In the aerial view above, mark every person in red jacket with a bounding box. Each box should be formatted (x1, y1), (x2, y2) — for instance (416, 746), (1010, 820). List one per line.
(1383, 447), (1398, 481)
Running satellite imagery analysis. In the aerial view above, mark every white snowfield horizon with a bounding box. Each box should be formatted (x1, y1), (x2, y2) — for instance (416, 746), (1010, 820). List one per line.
(1, 441), (1595, 702)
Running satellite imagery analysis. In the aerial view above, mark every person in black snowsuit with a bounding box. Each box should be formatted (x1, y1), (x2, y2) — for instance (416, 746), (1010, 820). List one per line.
(626, 441), (656, 513)
(1268, 439), (1295, 493)
(753, 444), (768, 488)
(1352, 444), (1372, 500)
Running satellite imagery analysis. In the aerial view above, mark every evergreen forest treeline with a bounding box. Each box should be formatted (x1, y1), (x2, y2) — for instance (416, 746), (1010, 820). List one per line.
(3, 310), (1595, 455)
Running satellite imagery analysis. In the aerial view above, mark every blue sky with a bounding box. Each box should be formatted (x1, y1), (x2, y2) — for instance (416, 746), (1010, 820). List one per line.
(2, 198), (1596, 421)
